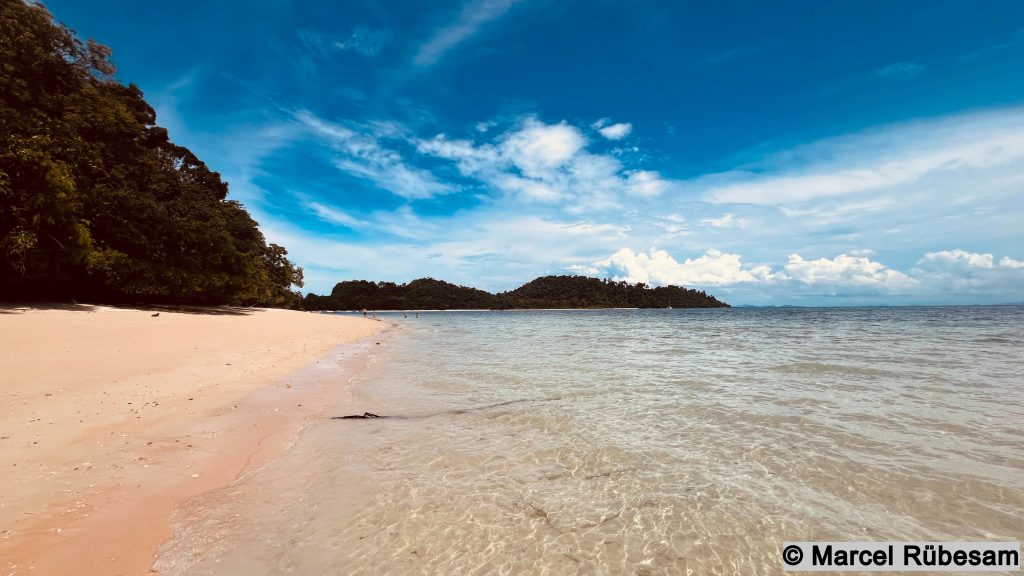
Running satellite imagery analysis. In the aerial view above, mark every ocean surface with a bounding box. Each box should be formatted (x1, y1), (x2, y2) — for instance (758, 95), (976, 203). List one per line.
(156, 306), (1024, 575)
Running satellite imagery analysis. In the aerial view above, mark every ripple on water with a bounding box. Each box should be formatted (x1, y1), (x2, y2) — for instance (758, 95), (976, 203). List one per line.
(155, 307), (1024, 575)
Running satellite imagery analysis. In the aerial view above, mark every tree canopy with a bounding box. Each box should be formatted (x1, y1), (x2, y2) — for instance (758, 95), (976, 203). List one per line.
(0, 0), (302, 306)
(304, 275), (728, 310)
(497, 275), (729, 309)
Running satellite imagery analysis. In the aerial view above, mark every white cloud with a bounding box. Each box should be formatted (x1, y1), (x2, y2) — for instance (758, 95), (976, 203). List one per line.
(624, 170), (667, 197)
(580, 249), (915, 293)
(909, 249), (1024, 298)
(1000, 256), (1024, 269)
(654, 214), (690, 237)
(574, 246), (1024, 303)
(700, 213), (749, 228)
(917, 249), (995, 271)
(783, 253), (917, 290)
(417, 117), (669, 209)
(598, 122), (633, 140)
(500, 119), (586, 176)
(492, 174), (561, 203)
(297, 111), (449, 199)
(305, 201), (366, 229)
(579, 247), (776, 286)
(414, 0), (522, 67)
(778, 197), (894, 222)
(704, 108), (1024, 206)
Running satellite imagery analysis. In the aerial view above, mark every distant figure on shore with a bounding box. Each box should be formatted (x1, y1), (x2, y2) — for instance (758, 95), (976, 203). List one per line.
(415, 311), (420, 318)
(403, 311), (408, 318)
(361, 308), (367, 318)
(372, 310), (377, 320)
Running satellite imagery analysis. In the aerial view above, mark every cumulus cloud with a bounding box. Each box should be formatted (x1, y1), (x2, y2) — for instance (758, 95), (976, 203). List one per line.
(598, 122), (633, 140)
(417, 117), (669, 209)
(501, 120), (587, 176)
(414, 0), (523, 67)
(917, 249), (995, 271)
(782, 253), (917, 291)
(574, 246), (1024, 302)
(1000, 256), (1024, 269)
(576, 247), (776, 286)
(577, 248), (938, 293)
(909, 249), (1024, 297)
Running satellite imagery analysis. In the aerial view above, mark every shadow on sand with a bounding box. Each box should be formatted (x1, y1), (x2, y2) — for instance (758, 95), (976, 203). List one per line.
(0, 302), (98, 314)
(0, 302), (257, 316)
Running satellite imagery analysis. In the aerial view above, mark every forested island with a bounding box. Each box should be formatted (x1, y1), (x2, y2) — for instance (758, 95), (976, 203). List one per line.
(0, 1), (302, 306)
(303, 276), (729, 310)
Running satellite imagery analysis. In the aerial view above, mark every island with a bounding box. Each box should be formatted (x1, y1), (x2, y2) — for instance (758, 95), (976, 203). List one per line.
(302, 275), (729, 310)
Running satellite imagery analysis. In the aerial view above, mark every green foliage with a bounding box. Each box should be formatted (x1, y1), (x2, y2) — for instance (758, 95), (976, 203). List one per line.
(304, 275), (728, 310)
(307, 278), (496, 311)
(0, 0), (301, 304)
(495, 276), (728, 309)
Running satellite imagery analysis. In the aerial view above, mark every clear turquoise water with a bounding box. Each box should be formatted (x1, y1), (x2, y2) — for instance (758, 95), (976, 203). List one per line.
(158, 306), (1024, 575)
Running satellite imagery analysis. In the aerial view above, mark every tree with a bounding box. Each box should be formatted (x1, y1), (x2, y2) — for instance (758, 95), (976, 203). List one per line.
(303, 275), (728, 310)
(0, 0), (302, 305)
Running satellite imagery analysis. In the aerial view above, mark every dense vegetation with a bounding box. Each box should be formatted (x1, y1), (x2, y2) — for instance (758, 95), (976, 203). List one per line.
(304, 278), (496, 311)
(497, 275), (728, 309)
(304, 275), (728, 310)
(0, 1), (302, 305)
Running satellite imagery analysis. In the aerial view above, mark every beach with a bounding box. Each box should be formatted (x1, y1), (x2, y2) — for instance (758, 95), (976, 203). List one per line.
(0, 305), (383, 576)
(2, 306), (1022, 575)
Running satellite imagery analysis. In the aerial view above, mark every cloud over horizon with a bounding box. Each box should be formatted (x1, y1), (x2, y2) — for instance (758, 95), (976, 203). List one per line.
(239, 104), (1024, 305)
(574, 247), (1024, 304)
(64, 0), (1023, 305)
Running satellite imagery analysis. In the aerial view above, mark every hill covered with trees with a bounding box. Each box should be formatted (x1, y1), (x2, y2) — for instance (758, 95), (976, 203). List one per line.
(304, 275), (728, 310)
(496, 275), (728, 309)
(304, 278), (497, 311)
(0, 1), (302, 305)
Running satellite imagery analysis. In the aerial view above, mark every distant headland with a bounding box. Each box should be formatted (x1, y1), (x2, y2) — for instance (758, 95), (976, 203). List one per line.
(302, 276), (729, 311)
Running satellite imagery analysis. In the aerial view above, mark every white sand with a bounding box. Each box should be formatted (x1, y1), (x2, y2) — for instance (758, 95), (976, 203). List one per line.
(0, 305), (383, 575)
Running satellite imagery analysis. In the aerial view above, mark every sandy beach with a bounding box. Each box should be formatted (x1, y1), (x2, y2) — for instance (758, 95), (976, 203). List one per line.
(0, 304), (383, 576)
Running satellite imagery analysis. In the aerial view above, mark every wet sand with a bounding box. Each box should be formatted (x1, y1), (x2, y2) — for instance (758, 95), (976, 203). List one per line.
(0, 304), (383, 576)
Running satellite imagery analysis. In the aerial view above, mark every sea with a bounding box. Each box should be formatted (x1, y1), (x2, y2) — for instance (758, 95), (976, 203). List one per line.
(155, 306), (1024, 575)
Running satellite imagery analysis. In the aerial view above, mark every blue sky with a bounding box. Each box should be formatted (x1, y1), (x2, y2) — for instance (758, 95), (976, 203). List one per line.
(46, 0), (1024, 305)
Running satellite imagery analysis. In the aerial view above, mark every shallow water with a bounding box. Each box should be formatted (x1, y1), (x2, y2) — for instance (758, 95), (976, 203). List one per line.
(157, 306), (1024, 575)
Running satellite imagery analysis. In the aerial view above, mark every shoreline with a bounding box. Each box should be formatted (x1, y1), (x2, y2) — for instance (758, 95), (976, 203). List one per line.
(0, 305), (386, 576)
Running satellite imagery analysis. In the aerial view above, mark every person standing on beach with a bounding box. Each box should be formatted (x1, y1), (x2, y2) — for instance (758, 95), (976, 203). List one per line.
(362, 308), (367, 318)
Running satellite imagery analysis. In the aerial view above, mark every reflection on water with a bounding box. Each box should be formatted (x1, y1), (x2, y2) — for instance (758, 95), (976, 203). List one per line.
(157, 307), (1024, 575)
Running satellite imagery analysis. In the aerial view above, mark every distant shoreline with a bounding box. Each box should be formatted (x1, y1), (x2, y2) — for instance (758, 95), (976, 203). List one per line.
(322, 307), (645, 312)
